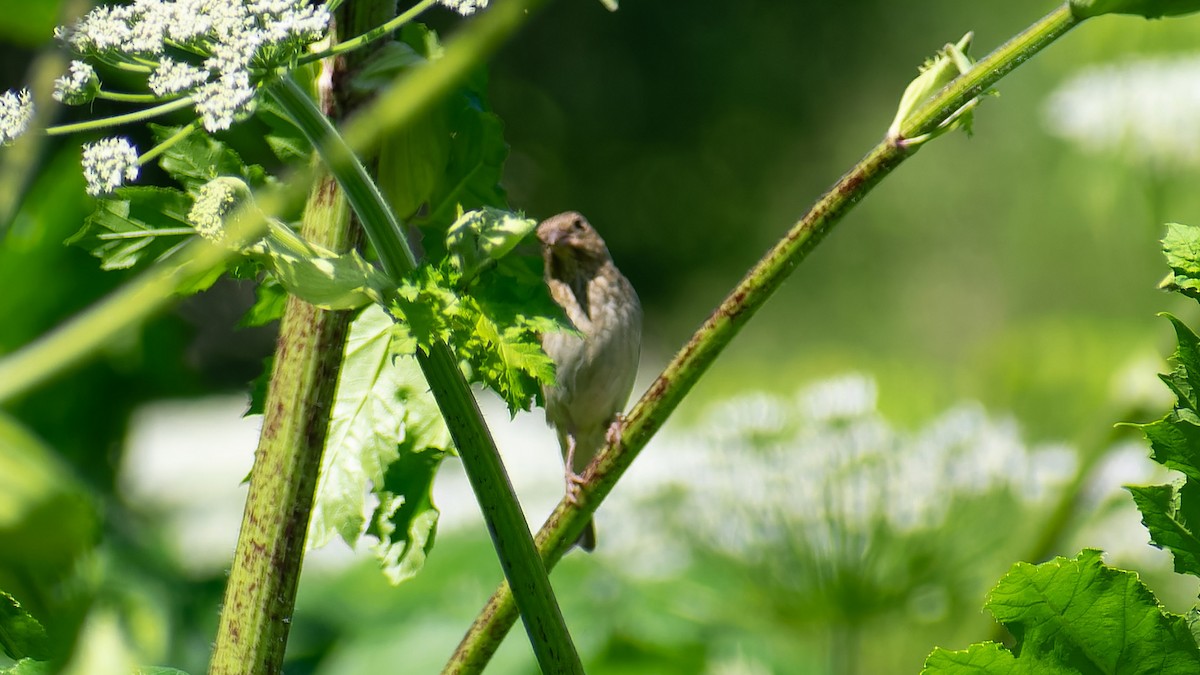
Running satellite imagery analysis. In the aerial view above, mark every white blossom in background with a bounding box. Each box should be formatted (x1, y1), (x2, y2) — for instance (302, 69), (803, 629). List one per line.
(1043, 55), (1200, 166)
(440, 0), (489, 16)
(0, 88), (34, 144)
(599, 374), (1077, 582)
(82, 137), (139, 196)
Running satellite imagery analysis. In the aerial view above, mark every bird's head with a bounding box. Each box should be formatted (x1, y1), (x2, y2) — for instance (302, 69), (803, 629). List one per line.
(536, 211), (611, 264)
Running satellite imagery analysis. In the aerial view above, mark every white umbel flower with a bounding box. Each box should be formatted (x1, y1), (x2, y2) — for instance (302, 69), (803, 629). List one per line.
(440, 0), (489, 15)
(54, 61), (98, 104)
(148, 58), (207, 97)
(0, 88), (34, 144)
(1044, 55), (1200, 167)
(82, 137), (140, 196)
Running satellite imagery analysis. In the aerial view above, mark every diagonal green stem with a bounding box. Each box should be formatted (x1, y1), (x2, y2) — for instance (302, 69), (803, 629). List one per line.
(299, 0), (440, 65)
(444, 4), (1089, 672)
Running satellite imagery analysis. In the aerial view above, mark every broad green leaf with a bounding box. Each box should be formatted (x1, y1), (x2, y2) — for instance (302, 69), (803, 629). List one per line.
(1070, 0), (1200, 18)
(149, 125), (265, 193)
(368, 441), (446, 584)
(66, 187), (194, 270)
(1128, 480), (1200, 577)
(309, 305), (451, 573)
(923, 641), (1053, 674)
(240, 278), (288, 328)
(0, 659), (52, 674)
(1136, 410), (1200, 483)
(1159, 313), (1200, 412)
(924, 550), (1200, 673)
(0, 591), (49, 661)
(446, 207), (536, 279)
(1162, 223), (1200, 300)
(254, 99), (312, 164)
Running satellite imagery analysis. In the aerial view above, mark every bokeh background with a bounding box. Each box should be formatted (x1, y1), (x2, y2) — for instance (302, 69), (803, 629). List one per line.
(3, 0), (1200, 673)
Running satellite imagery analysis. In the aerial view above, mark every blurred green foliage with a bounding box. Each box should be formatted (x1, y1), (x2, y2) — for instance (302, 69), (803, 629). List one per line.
(3, 0), (1200, 673)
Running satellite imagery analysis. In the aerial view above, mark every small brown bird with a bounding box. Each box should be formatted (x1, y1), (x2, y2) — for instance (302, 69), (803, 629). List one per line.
(538, 212), (642, 552)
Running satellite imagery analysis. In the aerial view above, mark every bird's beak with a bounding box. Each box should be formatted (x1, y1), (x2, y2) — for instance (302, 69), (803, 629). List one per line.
(536, 224), (563, 247)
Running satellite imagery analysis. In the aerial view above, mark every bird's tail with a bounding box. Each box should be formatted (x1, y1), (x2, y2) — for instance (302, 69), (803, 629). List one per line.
(575, 519), (596, 553)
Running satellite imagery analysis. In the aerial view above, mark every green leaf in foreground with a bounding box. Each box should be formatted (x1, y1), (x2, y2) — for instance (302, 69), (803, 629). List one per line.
(309, 305), (450, 583)
(921, 550), (1200, 674)
(65, 187), (194, 270)
(1128, 480), (1200, 577)
(0, 591), (49, 661)
(0, 659), (52, 674)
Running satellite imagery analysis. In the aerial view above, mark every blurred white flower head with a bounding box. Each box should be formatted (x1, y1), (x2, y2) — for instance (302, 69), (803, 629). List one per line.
(603, 374), (1076, 579)
(1043, 55), (1200, 166)
(0, 88), (33, 144)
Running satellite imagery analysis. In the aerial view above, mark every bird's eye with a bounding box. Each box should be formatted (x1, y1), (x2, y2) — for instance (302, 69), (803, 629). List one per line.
(571, 218), (584, 231)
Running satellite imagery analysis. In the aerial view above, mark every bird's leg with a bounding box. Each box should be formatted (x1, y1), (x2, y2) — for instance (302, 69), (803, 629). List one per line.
(564, 434), (585, 504)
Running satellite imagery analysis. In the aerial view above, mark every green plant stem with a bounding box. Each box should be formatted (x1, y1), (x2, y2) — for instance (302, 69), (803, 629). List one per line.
(44, 97), (194, 136)
(444, 5), (1088, 672)
(208, 172), (355, 675)
(267, 1), (583, 671)
(138, 121), (199, 165)
(96, 90), (164, 103)
(299, 0), (439, 65)
(209, 2), (389, 671)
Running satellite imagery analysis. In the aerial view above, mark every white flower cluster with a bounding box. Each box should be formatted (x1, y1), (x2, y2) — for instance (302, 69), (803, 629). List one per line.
(0, 88), (34, 144)
(440, 0), (489, 16)
(60, 0), (330, 132)
(600, 375), (1076, 580)
(1043, 55), (1200, 167)
(53, 60), (98, 105)
(187, 177), (242, 243)
(82, 137), (140, 196)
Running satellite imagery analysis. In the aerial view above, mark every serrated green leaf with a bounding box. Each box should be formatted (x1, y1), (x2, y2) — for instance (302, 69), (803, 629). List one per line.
(1162, 223), (1200, 300)
(149, 125), (264, 193)
(990, 550), (1199, 672)
(309, 305), (451, 565)
(1128, 480), (1200, 577)
(1138, 411), (1200, 482)
(466, 311), (554, 414)
(66, 187), (194, 270)
(0, 591), (49, 661)
(367, 442), (446, 584)
(924, 550), (1200, 674)
(1162, 313), (1200, 412)
(922, 642), (1047, 674)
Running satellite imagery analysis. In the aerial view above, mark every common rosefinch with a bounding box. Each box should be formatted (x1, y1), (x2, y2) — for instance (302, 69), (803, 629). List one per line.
(538, 212), (642, 552)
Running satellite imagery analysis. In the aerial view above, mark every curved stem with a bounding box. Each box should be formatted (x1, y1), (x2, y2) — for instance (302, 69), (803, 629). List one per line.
(96, 90), (164, 103)
(45, 97), (193, 136)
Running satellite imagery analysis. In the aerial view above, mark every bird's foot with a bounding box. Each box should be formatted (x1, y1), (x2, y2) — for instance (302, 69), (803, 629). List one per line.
(565, 470), (586, 504)
(605, 415), (626, 449)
